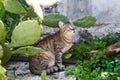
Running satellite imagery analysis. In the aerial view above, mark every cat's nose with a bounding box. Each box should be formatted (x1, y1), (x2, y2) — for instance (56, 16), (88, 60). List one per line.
(73, 27), (76, 33)
(73, 30), (75, 33)
(72, 29), (75, 33)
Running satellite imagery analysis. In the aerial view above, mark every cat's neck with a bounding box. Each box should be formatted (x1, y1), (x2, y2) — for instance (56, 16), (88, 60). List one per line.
(60, 32), (72, 45)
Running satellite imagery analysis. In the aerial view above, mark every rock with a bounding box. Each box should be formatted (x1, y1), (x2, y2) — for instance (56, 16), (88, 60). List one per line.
(6, 62), (30, 76)
(87, 24), (120, 38)
(73, 27), (93, 43)
(42, 24), (120, 43)
(6, 62), (75, 80)
(42, 25), (58, 35)
(42, 25), (93, 43)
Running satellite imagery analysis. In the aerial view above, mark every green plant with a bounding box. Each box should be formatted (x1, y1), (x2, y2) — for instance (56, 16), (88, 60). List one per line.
(42, 13), (69, 27)
(43, 14), (96, 28)
(73, 16), (96, 28)
(0, 46), (7, 80)
(41, 70), (46, 80)
(65, 51), (120, 79)
(65, 33), (120, 80)
(4, 0), (26, 14)
(0, 19), (43, 65)
(68, 37), (106, 60)
(7, 75), (15, 80)
(0, 0), (44, 70)
(0, 2), (5, 19)
(0, 62), (7, 80)
(0, 0), (45, 79)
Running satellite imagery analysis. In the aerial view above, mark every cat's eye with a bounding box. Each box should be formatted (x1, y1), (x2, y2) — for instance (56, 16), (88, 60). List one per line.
(69, 26), (75, 30)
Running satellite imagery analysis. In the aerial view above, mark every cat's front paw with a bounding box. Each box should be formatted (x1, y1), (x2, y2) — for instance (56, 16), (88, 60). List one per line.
(53, 66), (59, 71)
(46, 66), (59, 74)
(57, 64), (65, 70)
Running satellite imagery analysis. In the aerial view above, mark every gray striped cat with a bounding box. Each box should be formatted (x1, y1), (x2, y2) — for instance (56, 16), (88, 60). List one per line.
(29, 19), (76, 74)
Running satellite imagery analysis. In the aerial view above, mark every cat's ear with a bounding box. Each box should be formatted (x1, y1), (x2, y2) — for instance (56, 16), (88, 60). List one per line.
(58, 21), (64, 29)
(69, 18), (72, 23)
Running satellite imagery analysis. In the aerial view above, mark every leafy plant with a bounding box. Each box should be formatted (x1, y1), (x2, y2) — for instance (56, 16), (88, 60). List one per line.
(65, 33), (120, 80)
(41, 70), (46, 80)
(68, 37), (106, 60)
(7, 75), (15, 80)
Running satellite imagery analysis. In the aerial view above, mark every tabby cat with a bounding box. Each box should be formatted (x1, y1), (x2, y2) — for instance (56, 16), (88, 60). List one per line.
(29, 19), (76, 74)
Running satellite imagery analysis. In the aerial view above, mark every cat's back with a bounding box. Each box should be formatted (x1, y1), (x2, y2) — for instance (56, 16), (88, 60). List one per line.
(36, 31), (64, 52)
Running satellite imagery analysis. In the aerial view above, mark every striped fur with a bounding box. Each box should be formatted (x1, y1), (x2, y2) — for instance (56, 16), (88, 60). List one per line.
(29, 20), (76, 74)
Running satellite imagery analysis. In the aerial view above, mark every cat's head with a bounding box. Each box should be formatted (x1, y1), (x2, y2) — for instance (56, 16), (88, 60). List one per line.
(58, 19), (76, 37)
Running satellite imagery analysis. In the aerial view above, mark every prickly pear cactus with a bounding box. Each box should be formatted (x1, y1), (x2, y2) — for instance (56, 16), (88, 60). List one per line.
(0, 20), (6, 42)
(10, 20), (42, 47)
(0, 2), (5, 19)
(13, 46), (43, 56)
(73, 16), (96, 28)
(43, 13), (68, 27)
(0, 0), (4, 2)
(4, 0), (26, 14)
(0, 45), (3, 59)
(0, 45), (7, 80)
(0, 60), (7, 80)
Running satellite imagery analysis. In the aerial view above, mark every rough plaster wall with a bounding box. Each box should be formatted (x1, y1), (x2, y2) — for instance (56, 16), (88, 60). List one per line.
(62, 0), (120, 24)
(57, 0), (68, 16)
(67, 0), (91, 19)
(88, 0), (120, 38)
(43, 0), (91, 19)
(91, 0), (120, 24)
